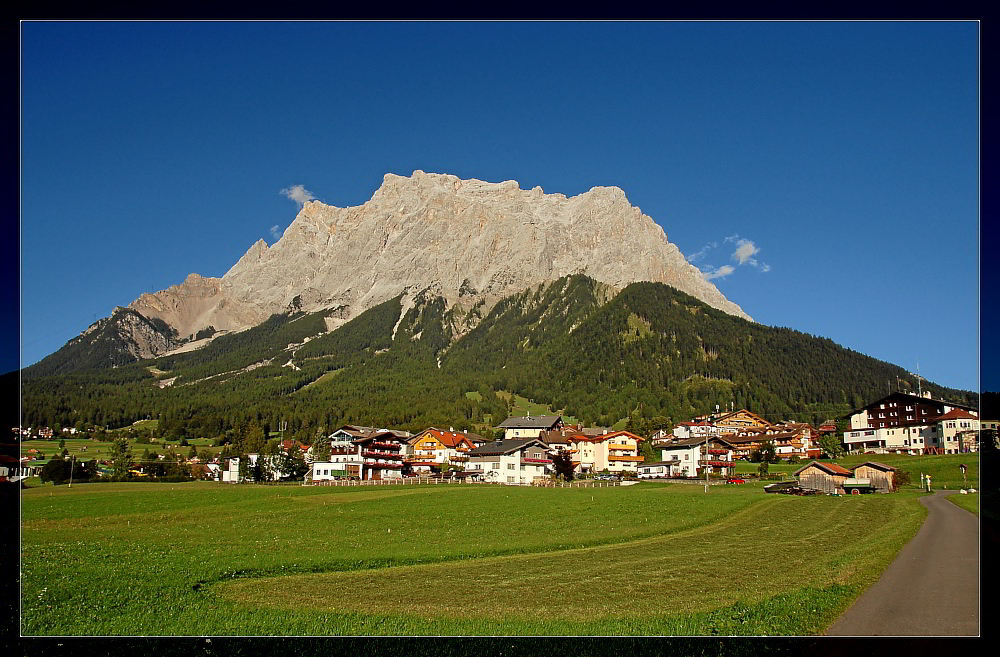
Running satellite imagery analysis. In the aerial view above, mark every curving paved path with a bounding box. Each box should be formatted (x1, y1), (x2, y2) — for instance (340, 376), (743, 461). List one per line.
(825, 490), (979, 636)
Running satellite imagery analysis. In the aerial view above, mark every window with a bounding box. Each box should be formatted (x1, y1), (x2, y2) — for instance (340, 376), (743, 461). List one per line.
(880, 404), (885, 409)
(906, 406), (913, 411)
(507, 462), (515, 470)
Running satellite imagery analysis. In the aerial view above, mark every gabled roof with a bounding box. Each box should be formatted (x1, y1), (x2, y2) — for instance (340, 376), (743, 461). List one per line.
(848, 392), (978, 416)
(851, 461), (897, 472)
(354, 430), (410, 445)
(933, 408), (978, 421)
(571, 430), (644, 444)
(713, 409), (772, 427)
(496, 415), (563, 429)
(413, 428), (479, 449)
(659, 436), (735, 449)
(793, 461), (851, 476)
(467, 438), (549, 457)
(331, 425), (381, 440)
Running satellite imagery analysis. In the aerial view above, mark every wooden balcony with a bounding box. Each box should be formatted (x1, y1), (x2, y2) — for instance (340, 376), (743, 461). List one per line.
(698, 460), (736, 467)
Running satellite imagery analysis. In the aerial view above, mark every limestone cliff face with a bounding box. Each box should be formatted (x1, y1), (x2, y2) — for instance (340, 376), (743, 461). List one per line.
(129, 171), (750, 349)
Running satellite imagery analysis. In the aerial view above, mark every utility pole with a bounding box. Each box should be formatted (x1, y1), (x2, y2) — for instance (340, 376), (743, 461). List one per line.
(68, 454), (75, 488)
(704, 440), (709, 493)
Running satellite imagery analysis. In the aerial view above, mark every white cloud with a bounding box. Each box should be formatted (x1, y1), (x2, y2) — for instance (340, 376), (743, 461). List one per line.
(701, 265), (735, 280)
(731, 239), (759, 265)
(270, 225), (282, 240)
(280, 184), (316, 207)
(687, 241), (718, 263)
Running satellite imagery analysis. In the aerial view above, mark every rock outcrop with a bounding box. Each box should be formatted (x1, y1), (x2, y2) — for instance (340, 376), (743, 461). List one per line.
(128, 171), (751, 350)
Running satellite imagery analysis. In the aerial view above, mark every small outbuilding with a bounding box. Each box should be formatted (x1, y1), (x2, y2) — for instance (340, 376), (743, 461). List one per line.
(793, 461), (852, 494)
(850, 461), (898, 492)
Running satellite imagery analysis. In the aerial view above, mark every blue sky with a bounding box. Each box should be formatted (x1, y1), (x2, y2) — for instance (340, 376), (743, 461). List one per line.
(18, 21), (982, 392)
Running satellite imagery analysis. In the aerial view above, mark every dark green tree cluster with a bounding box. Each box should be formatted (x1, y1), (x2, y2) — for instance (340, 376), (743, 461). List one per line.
(40, 458), (97, 485)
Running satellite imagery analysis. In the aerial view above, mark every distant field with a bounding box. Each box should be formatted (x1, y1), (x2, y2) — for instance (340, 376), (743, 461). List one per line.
(18, 435), (222, 465)
(495, 391), (582, 426)
(21, 480), (925, 636)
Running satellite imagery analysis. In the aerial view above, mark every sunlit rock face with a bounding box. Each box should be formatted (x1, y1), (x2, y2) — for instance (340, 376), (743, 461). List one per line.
(129, 171), (750, 351)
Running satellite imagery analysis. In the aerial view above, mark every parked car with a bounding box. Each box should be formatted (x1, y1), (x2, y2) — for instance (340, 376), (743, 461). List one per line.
(726, 477), (746, 484)
(594, 474), (620, 481)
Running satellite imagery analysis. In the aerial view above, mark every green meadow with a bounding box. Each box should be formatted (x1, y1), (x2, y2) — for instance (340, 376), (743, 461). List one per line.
(21, 479), (926, 636)
(947, 492), (979, 516)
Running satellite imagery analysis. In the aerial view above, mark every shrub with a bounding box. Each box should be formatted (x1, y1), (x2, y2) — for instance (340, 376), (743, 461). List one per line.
(893, 470), (912, 490)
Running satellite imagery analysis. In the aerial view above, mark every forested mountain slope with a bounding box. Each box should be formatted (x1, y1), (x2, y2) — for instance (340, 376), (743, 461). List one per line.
(18, 276), (976, 439)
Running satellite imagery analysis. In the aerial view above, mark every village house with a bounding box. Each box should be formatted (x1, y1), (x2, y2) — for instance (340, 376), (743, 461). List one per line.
(539, 425), (642, 474)
(717, 423), (816, 461)
(657, 436), (736, 477)
(843, 392), (979, 455)
(405, 427), (482, 473)
(465, 437), (552, 484)
(496, 415), (564, 440)
(794, 461), (852, 494)
(932, 409), (979, 454)
(311, 426), (412, 482)
(637, 459), (681, 479)
(570, 430), (645, 475)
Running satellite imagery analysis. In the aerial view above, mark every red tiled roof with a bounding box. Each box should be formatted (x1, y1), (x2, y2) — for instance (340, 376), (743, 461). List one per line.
(423, 428), (476, 449)
(933, 408), (978, 421)
(794, 461), (851, 476)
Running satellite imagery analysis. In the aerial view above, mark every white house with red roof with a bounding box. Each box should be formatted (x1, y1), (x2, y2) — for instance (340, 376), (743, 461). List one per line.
(932, 408), (979, 453)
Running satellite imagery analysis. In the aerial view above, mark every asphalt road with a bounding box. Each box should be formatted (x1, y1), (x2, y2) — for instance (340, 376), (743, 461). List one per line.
(825, 490), (979, 636)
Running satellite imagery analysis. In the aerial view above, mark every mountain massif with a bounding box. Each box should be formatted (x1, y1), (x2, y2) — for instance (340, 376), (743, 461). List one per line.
(19, 172), (975, 437)
(138, 172), (746, 348)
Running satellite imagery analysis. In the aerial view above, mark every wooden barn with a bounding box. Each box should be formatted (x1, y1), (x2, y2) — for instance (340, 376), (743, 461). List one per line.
(793, 461), (852, 494)
(850, 461), (898, 492)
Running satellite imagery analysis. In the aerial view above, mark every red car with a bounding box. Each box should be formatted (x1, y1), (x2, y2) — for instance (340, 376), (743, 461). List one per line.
(726, 477), (746, 484)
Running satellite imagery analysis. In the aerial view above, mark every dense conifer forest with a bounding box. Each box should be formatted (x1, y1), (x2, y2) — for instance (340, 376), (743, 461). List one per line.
(17, 276), (977, 444)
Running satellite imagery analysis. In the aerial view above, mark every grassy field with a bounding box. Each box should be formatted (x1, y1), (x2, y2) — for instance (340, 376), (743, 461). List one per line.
(946, 492), (979, 515)
(21, 479), (926, 636)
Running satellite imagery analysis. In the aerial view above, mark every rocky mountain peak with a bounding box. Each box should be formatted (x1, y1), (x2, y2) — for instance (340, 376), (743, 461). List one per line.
(126, 171), (750, 357)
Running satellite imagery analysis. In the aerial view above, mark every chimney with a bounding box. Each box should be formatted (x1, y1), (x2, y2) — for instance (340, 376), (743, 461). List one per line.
(449, 427), (454, 432)
(922, 391), (931, 399)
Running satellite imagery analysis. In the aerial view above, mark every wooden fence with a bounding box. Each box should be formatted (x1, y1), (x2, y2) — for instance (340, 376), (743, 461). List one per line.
(308, 477), (622, 488)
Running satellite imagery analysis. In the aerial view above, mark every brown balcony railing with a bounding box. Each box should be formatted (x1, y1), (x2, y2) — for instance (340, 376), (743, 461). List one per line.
(698, 460), (735, 467)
